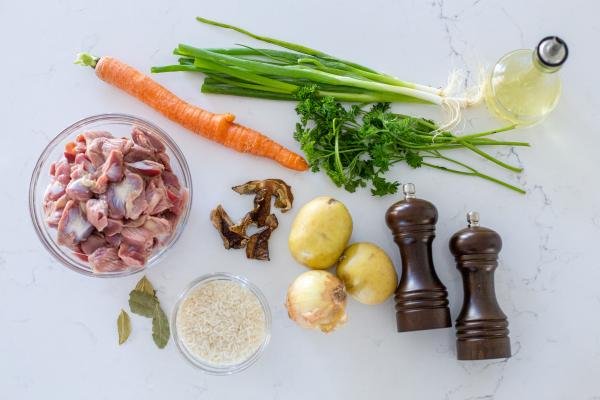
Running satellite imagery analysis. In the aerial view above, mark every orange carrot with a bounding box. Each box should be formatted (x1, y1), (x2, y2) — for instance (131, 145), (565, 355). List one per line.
(75, 53), (308, 171)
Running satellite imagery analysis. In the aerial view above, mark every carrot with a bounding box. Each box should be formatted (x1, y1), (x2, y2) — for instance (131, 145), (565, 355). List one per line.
(75, 53), (308, 171)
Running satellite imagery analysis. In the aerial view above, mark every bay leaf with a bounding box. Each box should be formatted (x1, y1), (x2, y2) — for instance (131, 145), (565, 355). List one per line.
(117, 309), (131, 345)
(152, 304), (170, 349)
(134, 276), (155, 296)
(129, 290), (159, 318)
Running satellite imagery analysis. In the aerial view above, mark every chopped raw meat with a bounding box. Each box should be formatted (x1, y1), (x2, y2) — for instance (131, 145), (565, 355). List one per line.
(162, 211), (180, 230)
(85, 198), (108, 231)
(85, 140), (105, 167)
(80, 234), (107, 255)
(128, 192), (148, 220)
(91, 174), (109, 195)
(72, 244), (88, 262)
(54, 158), (72, 186)
(121, 226), (154, 249)
(156, 152), (172, 172)
(106, 171), (144, 219)
(45, 194), (69, 227)
(88, 150), (123, 196)
(88, 247), (127, 273)
(44, 180), (66, 202)
(75, 153), (94, 168)
(105, 233), (122, 247)
(124, 214), (147, 228)
(122, 217), (170, 247)
(169, 187), (189, 216)
(145, 177), (172, 215)
(46, 211), (63, 228)
(101, 150), (124, 182)
(104, 218), (123, 236)
(143, 216), (171, 241)
(124, 144), (155, 163)
(69, 166), (84, 181)
(71, 153), (95, 180)
(45, 127), (186, 273)
(118, 216), (171, 265)
(57, 201), (94, 246)
(77, 131), (113, 145)
(132, 127), (165, 152)
(105, 138), (133, 156)
(162, 171), (181, 191)
(126, 160), (164, 177)
(117, 242), (147, 266)
(66, 177), (93, 201)
(75, 140), (86, 154)
(86, 137), (133, 168)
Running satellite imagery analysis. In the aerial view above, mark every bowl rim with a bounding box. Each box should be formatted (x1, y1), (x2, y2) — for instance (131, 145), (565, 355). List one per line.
(29, 113), (193, 278)
(171, 272), (272, 375)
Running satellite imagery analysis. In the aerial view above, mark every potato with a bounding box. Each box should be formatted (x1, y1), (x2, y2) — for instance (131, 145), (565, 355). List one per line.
(288, 196), (353, 269)
(336, 242), (398, 305)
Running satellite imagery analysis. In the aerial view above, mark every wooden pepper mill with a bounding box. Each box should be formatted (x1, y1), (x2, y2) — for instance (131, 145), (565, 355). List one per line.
(449, 211), (511, 360)
(385, 183), (451, 332)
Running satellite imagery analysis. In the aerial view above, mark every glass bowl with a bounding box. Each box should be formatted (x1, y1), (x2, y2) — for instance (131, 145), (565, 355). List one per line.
(172, 273), (272, 375)
(29, 114), (193, 278)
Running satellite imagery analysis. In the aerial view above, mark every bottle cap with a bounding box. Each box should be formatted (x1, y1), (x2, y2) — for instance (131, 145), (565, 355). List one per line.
(537, 36), (568, 68)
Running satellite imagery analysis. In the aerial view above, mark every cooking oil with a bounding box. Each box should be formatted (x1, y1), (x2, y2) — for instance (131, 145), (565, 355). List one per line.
(485, 36), (568, 126)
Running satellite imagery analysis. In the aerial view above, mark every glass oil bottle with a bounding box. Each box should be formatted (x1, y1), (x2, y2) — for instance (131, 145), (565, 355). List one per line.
(485, 36), (568, 125)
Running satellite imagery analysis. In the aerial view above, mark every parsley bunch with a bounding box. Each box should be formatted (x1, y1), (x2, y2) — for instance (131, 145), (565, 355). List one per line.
(294, 87), (528, 195)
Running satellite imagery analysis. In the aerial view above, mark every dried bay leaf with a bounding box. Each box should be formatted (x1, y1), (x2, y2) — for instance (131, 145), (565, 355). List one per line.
(129, 290), (159, 318)
(125, 275), (168, 349)
(134, 276), (155, 296)
(117, 309), (131, 345)
(152, 304), (170, 349)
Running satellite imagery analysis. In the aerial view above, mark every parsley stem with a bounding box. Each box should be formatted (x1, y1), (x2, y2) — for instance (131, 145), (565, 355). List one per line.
(333, 119), (345, 178)
(457, 124), (517, 140)
(423, 153), (525, 194)
(468, 139), (529, 146)
(458, 140), (523, 172)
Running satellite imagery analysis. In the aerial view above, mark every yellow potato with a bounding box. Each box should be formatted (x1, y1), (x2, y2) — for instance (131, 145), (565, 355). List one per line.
(336, 242), (398, 305)
(288, 196), (353, 269)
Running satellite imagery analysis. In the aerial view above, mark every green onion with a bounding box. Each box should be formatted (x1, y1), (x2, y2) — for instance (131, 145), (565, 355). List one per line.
(152, 17), (481, 109)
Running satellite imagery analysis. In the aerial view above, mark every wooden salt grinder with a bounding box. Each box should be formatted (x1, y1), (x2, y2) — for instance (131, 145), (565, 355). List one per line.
(385, 183), (451, 332)
(449, 212), (511, 360)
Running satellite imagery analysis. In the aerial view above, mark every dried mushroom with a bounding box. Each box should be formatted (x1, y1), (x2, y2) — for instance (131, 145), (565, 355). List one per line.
(232, 179), (294, 213)
(246, 214), (279, 261)
(210, 179), (293, 261)
(210, 205), (248, 249)
(229, 189), (271, 234)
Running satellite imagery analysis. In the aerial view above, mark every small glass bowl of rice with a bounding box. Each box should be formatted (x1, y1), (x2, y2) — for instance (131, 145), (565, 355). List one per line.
(172, 272), (271, 374)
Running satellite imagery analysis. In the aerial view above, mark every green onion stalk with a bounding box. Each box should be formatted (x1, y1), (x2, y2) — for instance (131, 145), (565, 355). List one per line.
(152, 17), (483, 128)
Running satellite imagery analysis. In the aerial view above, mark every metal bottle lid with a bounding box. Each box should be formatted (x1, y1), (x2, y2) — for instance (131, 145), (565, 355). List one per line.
(537, 36), (568, 68)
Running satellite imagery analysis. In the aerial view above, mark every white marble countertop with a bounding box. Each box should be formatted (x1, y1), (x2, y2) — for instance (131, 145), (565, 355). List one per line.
(2, 0), (599, 398)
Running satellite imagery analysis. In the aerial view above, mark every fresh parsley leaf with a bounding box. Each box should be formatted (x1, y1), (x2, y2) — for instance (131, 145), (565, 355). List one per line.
(293, 87), (435, 196)
(405, 151), (423, 168)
